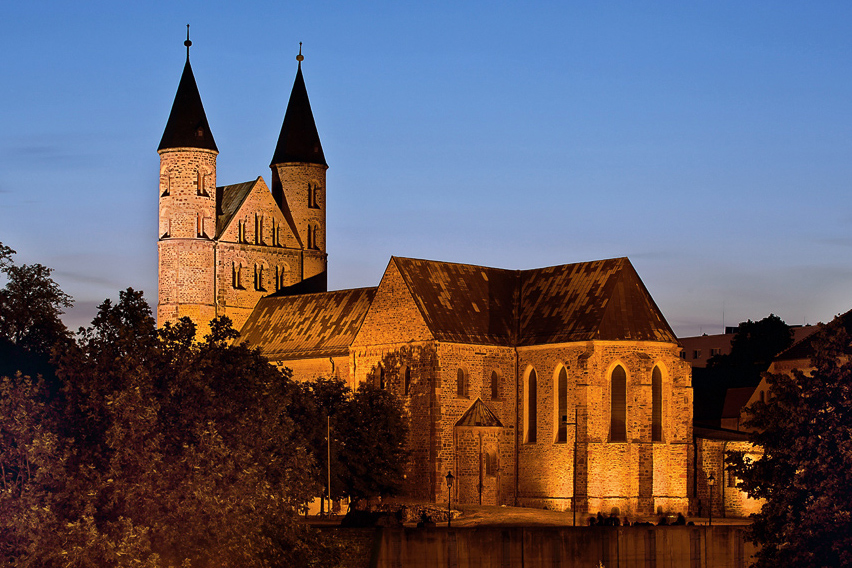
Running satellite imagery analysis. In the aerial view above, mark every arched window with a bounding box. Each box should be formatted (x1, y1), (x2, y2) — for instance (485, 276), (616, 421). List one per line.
(456, 368), (467, 398)
(526, 369), (538, 443)
(404, 367), (411, 396)
(610, 365), (627, 442)
(652, 366), (663, 442)
(377, 366), (385, 390)
(490, 371), (500, 400)
(556, 367), (568, 443)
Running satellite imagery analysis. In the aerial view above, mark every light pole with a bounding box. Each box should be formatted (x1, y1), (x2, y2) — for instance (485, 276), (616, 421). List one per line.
(707, 473), (716, 526)
(446, 471), (455, 527)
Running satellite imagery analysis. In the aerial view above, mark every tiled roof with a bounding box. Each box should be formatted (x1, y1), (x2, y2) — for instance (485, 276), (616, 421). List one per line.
(239, 287), (376, 360)
(392, 256), (677, 347)
(158, 60), (217, 152)
(271, 63), (326, 166)
(393, 257), (518, 345)
(455, 399), (504, 428)
(216, 179), (256, 237)
(519, 258), (677, 344)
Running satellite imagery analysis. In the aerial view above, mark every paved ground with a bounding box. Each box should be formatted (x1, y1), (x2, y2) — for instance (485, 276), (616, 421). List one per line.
(308, 502), (751, 528)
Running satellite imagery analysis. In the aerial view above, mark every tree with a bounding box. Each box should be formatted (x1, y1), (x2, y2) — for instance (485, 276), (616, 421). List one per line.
(727, 317), (852, 567)
(4, 289), (341, 567)
(336, 382), (409, 501)
(694, 314), (793, 426)
(0, 249), (72, 357)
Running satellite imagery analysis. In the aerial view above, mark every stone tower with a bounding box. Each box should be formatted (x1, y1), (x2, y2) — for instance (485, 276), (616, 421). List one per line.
(156, 35), (219, 329)
(270, 48), (329, 289)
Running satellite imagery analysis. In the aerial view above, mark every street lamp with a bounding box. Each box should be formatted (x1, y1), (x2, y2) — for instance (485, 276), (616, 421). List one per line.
(707, 473), (716, 526)
(446, 471), (455, 527)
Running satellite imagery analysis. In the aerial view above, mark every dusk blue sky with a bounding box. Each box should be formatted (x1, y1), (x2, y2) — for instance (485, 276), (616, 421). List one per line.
(2, 1), (851, 336)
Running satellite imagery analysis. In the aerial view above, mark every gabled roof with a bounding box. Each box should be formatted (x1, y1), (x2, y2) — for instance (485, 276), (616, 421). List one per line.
(158, 59), (217, 152)
(238, 287), (376, 360)
(392, 257), (517, 345)
(519, 258), (677, 345)
(390, 256), (677, 347)
(270, 63), (326, 166)
(216, 179), (256, 237)
(455, 399), (504, 428)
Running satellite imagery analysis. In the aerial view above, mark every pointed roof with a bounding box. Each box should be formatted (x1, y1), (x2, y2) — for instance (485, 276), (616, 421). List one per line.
(271, 62), (326, 166)
(456, 399), (504, 428)
(389, 256), (677, 347)
(216, 179), (256, 237)
(518, 258), (677, 344)
(159, 58), (217, 151)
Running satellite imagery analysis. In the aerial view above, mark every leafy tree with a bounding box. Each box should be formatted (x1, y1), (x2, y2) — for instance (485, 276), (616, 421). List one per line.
(3, 289), (340, 567)
(336, 382), (409, 501)
(727, 317), (852, 568)
(0, 245), (72, 359)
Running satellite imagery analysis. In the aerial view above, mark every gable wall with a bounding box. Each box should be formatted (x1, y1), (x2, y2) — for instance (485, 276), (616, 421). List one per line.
(351, 260), (433, 349)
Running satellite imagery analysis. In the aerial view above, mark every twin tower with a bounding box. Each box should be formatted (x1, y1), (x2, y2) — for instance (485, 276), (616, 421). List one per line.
(157, 41), (328, 332)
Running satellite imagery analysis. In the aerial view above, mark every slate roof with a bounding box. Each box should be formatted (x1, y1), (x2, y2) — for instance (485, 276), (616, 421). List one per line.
(392, 256), (677, 347)
(271, 63), (326, 166)
(456, 399), (504, 428)
(216, 179), (256, 237)
(159, 59), (217, 152)
(238, 288), (376, 360)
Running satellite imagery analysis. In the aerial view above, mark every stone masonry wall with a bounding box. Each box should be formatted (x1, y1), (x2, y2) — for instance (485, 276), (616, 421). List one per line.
(516, 341), (691, 516)
(695, 438), (763, 519)
(272, 163), (328, 280)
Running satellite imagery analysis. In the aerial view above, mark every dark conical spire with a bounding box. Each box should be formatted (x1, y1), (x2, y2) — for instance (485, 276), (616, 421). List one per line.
(158, 30), (217, 152)
(271, 47), (326, 166)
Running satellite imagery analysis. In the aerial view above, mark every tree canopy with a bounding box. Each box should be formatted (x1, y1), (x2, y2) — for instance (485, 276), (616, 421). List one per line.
(727, 316), (852, 568)
(1, 289), (340, 567)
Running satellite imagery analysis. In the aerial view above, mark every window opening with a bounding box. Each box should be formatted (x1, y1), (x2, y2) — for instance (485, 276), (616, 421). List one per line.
(652, 366), (663, 441)
(610, 365), (627, 442)
(556, 367), (568, 443)
(527, 369), (537, 443)
(490, 371), (499, 400)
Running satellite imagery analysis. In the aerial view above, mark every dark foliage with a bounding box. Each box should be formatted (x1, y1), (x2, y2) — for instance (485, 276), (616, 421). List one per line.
(694, 314), (793, 426)
(1, 289), (341, 567)
(727, 317), (852, 568)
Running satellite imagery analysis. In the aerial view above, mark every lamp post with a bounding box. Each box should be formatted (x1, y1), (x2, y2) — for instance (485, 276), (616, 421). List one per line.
(446, 471), (455, 527)
(707, 473), (716, 526)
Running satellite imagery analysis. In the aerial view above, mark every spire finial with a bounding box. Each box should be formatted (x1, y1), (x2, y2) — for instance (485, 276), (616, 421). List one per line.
(184, 24), (192, 61)
(296, 42), (304, 63)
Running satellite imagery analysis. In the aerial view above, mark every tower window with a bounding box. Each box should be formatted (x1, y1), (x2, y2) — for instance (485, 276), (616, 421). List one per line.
(652, 366), (663, 442)
(610, 365), (627, 442)
(556, 367), (568, 443)
(196, 170), (208, 197)
(308, 183), (321, 209)
(404, 367), (411, 396)
(526, 369), (538, 443)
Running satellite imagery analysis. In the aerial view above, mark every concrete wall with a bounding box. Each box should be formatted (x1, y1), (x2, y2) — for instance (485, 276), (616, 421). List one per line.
(365, 526), (756, 568)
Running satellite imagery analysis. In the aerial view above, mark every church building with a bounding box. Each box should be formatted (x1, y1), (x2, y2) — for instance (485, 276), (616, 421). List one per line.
(157, 39), (694, 516)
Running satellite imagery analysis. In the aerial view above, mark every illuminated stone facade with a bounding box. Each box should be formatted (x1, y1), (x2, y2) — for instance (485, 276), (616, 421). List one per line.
(157, 52), (327, 333)
(159, 48), (699, 517)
